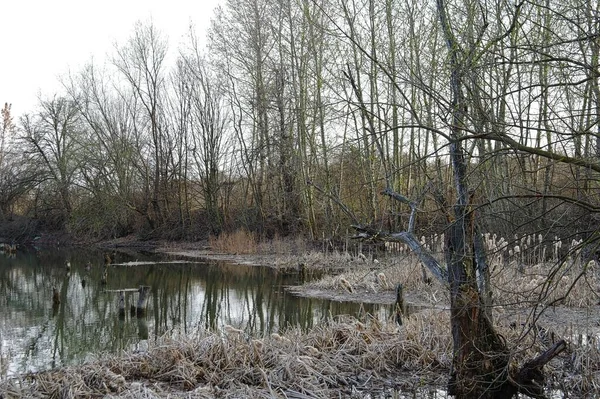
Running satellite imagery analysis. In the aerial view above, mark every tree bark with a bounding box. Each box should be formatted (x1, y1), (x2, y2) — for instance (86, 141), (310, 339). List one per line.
(435, 0), (513, 394)
(446, 209), (510, 397)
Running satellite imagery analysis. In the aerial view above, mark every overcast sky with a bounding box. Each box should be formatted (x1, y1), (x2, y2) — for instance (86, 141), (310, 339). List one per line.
(1, 0), (222, 119)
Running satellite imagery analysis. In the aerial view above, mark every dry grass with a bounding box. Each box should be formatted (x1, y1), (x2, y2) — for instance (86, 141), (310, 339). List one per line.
(491, 259), (600, 309)
(209, 229), (259, 254)
(286, 243), (600, 396)
(0, 309), (597, 397)
(208, 230), (310, 257)
(0, 316), (451, 398)
(298, 252), (448, 308)
(299, 242), (599, 310)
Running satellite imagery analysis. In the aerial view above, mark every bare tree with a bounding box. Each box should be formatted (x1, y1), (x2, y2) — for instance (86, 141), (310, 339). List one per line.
(64, 62), (143, 236)
(332, 0), (584, 396)
(178, 31), (230, 234)
(0, 104), (37, 221)
(20, 97), (82, 227)
(113, 21), (169, 229)
(210, 0), (273, 231)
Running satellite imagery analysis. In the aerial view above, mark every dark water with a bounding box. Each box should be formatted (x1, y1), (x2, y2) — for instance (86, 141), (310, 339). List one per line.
(0, 247), (391, 377)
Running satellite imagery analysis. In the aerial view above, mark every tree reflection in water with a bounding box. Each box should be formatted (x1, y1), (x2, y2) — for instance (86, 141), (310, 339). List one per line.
(0, 248), (390, 377)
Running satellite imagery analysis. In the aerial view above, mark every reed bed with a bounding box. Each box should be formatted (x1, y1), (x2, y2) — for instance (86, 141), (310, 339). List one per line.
(5, 233), (597, 397)
(0, 314), (451, 398)
(300, 232), (599, 310)
(298, 253), (448, 309)
(1, 310), (598, 397)
(207, 230), (310, 256)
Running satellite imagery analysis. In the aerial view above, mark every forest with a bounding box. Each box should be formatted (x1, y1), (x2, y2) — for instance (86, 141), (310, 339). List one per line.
(1, 0), (599, 397)
(0, 0), (596, 248)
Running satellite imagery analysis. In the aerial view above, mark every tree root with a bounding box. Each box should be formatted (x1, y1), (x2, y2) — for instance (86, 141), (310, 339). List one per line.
(501, 339), (567, 398)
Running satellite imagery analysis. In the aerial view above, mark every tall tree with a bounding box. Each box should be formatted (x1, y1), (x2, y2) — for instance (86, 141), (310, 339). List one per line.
(20, 97), (82, 227)
(344, 0), (585, 396)
(0, 103), (37, 221)
(178, 31), (230, 234)
(113, 21), (169, 229)
(210, 0), (274, 231)
(64, 62), (142, 237)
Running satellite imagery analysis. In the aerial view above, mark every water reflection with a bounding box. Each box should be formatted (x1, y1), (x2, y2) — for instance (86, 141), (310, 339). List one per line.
(0, 248), (390, 377)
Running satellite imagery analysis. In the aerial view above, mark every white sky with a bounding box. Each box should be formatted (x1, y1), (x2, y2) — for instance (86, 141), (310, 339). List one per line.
(1, 0), (222, 119)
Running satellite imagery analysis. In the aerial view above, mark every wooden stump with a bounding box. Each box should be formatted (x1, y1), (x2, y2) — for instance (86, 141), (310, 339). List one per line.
(110, 286), (150, 317)
(101, 267), (108, 285)
(395, 283), (405, 326)
(118, 290), (126, 317)
(131, 285), (151, 316)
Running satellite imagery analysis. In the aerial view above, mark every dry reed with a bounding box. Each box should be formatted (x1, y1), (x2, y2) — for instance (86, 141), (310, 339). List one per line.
(208, 230), (310, 257)
(208, 229), (258, 254)
(1, 310), (597, 397)
(0, 315), (451, 398)
(300, 234), (599, 311)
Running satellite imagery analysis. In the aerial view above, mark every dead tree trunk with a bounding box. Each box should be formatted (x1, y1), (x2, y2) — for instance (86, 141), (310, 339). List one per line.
(433, 0), (513, 394)
(445, 208), (511, 397)
(341, 0), (562, 389)
(354, 188), (564, 398)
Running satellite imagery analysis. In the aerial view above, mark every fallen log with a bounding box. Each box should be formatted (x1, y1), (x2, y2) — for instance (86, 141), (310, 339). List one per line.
(499, 339), (567, 398)
(517, 339), (567, 398)
(105, 288), (140, 293)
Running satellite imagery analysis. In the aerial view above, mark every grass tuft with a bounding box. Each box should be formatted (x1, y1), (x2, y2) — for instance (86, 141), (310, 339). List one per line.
(209, 229), (258, 254)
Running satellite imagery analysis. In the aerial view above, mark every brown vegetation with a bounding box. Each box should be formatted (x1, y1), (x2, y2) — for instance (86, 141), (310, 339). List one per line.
(0, 234), (599, 397)
(0, 312), (454, 398)
(0, 299), (597, 397)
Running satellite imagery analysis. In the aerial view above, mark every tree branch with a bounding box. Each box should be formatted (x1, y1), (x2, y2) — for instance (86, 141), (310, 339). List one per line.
(307, 179), (360, 225)
(352, 224), (448, 283)
(506, 339), (568, 398)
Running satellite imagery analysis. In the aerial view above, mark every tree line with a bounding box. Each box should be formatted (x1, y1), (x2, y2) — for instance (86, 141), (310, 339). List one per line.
(1, 0), (599, 396)
(0, 0), (597, 248)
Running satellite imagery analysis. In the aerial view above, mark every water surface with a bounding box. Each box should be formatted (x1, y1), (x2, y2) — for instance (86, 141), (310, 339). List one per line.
(0, 247), (390, 377)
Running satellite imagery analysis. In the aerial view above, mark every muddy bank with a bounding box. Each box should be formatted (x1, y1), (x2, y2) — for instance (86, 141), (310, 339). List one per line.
(153, 242), (600, 339)
(153, 243), (408, 305)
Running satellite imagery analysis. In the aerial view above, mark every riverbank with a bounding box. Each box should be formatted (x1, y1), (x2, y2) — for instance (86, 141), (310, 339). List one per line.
(115, 235), (600, 341)
(1, 235), (598, 397)
(0, 313), (451, 398)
